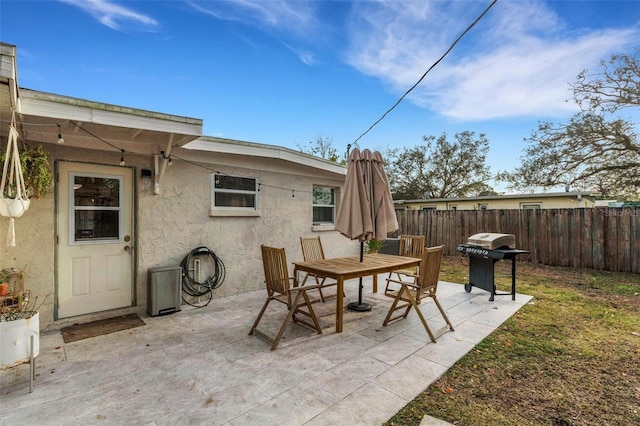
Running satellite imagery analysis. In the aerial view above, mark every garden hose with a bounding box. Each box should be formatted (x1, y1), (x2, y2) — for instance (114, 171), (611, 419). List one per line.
(180, 246), (225, 307)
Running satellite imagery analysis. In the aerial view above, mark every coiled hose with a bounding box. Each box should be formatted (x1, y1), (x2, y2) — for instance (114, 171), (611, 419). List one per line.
(181, 246), (225, 307)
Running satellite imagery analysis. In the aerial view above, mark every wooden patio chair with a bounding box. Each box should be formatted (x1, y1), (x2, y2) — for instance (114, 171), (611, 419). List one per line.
(299, 235), (340, 302)
(384, 234), (425, 297)
(249, 245), (323, 350)
(382, 245), (454, 342)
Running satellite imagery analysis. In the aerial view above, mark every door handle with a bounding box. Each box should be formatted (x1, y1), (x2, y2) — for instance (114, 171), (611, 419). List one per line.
(124, 246), (132, 252)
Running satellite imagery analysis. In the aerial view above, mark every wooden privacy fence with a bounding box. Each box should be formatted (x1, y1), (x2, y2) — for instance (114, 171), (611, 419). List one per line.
(392, 208), (640, 273)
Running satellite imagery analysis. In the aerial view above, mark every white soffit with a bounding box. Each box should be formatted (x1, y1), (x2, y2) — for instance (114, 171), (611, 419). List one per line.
(185, 137), (347, 176)
(19, 90), (202, 137)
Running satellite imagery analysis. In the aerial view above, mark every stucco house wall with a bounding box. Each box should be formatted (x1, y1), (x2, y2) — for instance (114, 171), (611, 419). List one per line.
(0, 172), (55, 326)
(0, 142), (356, 330)
(135, 143), (356, 299)
(0, 42), (361, 330)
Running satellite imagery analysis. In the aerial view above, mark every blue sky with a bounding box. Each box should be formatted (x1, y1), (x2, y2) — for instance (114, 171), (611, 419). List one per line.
(1, 0), (638, 192)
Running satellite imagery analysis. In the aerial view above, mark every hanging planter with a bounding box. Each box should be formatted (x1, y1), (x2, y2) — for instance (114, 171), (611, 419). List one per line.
(0, 138), (53, 246)
(0, 197), (30, 218)
(11, 144), (53, 200)
(1, 124), (30, 208)
(1, 113), (32, 246)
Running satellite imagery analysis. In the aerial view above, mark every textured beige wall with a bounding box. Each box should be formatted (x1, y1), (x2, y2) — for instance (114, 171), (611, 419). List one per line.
(138, 152), (358, 298)
(0, 183), (55, 326)
(0, 144), (358, 330)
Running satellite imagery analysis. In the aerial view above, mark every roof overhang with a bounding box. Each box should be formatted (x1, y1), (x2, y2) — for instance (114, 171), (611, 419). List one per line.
(185, 136), (347, 177)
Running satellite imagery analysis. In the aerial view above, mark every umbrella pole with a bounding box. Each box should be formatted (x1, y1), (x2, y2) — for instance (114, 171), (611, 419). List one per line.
(348, 241), (372, 312)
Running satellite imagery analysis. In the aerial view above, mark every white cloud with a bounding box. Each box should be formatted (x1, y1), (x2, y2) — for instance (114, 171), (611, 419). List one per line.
(345, 1), (640, 121)
(59, 0), (158, 31)
(284, 44), (318, 66)
(434, 29), (638, 120)
(188, 0), (317, 37)
(188, 0), (325, 65)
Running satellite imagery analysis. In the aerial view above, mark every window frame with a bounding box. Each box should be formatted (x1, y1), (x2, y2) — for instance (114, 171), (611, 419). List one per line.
(209, 173), (260, 217)
(521, 203), (542, 210)
(68, 172), (124, 245)
(312, 185), (336, 226)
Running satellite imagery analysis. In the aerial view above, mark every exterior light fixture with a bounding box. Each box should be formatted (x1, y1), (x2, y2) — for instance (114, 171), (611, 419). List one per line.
(120, 149), (126, 166)
(160, 151), (172, 166)
(57, 124), (64, 144)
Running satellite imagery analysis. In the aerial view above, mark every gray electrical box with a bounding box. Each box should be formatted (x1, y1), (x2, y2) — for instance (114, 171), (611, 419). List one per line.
(147, 265), (182, 316)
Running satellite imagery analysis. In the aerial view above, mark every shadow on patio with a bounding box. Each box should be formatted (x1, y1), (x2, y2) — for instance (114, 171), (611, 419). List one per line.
(0, 276), (532, 425)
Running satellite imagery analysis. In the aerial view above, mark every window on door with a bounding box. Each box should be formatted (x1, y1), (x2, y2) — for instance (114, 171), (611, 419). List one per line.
(70, 174), (123, 243)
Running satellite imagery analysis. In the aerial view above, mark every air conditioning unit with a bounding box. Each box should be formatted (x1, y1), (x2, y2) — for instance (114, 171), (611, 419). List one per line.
(147, 266), (182, 316)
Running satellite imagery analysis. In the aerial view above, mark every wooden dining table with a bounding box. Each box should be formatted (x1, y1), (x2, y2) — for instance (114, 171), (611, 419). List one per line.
(292, 253), (422, 333)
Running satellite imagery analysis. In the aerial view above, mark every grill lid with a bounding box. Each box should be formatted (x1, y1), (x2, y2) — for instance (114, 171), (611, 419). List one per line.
(466, 233), (515, 250)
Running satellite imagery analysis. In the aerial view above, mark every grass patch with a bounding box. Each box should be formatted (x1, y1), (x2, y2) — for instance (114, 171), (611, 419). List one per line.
(386, 257), (640, 426)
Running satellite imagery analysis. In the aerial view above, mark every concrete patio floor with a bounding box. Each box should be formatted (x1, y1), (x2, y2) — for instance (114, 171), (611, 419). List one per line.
(1, 276), (532, 425)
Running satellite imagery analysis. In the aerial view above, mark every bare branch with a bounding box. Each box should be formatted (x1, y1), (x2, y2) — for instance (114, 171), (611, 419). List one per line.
(500, 51), (640, 199)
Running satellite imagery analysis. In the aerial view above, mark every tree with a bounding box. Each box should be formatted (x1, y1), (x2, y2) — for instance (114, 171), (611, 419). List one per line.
(497, 51), (640, 198)
(385, 131), (493, 200)
(297, 135), (346, 164)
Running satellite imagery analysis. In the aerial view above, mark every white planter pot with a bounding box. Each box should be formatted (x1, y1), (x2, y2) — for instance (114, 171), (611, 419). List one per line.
(0, 311), (39, 369)
(0, 198), (30, 218)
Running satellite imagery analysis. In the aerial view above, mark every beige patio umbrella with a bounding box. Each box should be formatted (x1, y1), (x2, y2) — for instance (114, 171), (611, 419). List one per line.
(335, 148), (398, 310)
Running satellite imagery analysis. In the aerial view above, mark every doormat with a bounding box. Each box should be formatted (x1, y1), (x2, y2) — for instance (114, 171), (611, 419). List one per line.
(61, 313), (146, 343)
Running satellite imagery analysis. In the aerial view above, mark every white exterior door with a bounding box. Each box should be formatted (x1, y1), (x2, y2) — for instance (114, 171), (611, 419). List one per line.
(57, 162), (134, 319)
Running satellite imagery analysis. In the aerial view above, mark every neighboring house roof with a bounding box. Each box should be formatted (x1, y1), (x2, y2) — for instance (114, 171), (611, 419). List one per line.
(395, 191), (598, 204)
(394, 191), (598, 210)
(186, 137), (346, 176)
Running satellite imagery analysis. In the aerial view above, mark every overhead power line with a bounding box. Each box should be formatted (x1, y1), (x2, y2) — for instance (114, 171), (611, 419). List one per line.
(352, 0), (499, 146)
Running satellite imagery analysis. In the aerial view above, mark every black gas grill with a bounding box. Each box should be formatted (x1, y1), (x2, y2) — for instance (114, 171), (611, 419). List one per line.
(456, 233), (529, 301)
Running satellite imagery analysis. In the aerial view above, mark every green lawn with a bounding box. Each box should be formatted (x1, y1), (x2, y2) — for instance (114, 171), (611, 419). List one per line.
(386, 257), (640, 426)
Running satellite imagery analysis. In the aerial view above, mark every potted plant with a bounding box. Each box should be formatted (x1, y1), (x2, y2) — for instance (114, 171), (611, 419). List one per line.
(0, 270), (46, 369)
(0, 144), (53, 202)
(365, 239), (383, 254)
(0, 267), (16, 296)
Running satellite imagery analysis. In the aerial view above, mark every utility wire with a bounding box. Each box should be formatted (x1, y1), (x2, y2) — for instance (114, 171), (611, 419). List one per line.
(0, 117), (316, 195)
(168, 152), (316, 194)
(352, 0), (498, 146)
(4, 1), (498, 168)
(64, 122), (312, 194)
(69, 120), (123, 152)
